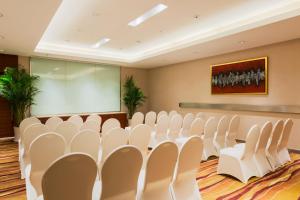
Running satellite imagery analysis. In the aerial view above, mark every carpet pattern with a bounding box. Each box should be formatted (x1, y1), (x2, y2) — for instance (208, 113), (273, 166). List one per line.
(0, 140), (299, 200)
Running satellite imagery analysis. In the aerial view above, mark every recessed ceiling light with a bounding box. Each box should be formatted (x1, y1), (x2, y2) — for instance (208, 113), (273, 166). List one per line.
(128, 4), (168, 27)
(92, 38), (111, 48)
(239, 40), (246, 45)
(54, 67), (60, 71)
(0, 35), (4, 39)
(0, 13), (3, 18)
(194, 15), (200, 19)
(136, 40), (141, 44)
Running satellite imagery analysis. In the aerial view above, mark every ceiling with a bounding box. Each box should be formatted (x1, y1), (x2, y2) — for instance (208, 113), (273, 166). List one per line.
(1, 0), (300, 68)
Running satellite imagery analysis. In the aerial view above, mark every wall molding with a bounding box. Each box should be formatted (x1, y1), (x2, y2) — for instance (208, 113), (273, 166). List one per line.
(179, 102), (300, 114)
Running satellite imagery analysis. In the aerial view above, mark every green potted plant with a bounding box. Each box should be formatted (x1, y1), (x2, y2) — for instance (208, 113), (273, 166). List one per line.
(0, 67), (39, 141)
(122, 76), (146, 124)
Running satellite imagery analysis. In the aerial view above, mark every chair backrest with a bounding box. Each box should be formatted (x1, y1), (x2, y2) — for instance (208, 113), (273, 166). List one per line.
(45, 116), (63, 131)
(278, 118), (293, 151)
(227, 115), (240, 138)
(173, 136), (203, 180)
(101, 146), (143, 200)
(42, 153), (97, 200)
(70, 130), (101, 162)
(129, 124), (152, 155)
(157, 111), (168, 121)
(80, 120), (101, 133)
(268, 120), (284, 152)
(169, 114), (183, 133)
(29, 133), (66, 195)
(169, 110), (177, 119)
(55, 121), (79, 145)
(256, 121), (273, 152)
(241, 125), (260, 160)
(20, 117), (41, 139)
(23, 124), (49, 153)
(101, 128), (128, 162)
(144, 141), (178, 186)
(188, 118), (205, 136)
(86, 114), (102, 125)
(203, 117), (217, 139)
(67, 115), (83, 129)
(196, 112), (205, 120)
(156, 115), (169, 135)
(131, 112), (144, 128)
(145, 111), (157, 128)
(182, 113), (195, 131)
(216, 115), (229, 137)
(101, 118), (121, 136)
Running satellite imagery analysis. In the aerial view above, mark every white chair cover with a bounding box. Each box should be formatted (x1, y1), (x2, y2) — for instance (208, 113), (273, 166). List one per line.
(101, 118), (121, 136)
(225, 115), (240, 147)
(277, 118), (293, 165)
(145, 111), (157, 129)
(214, 115), (229, 153)
(202, 117), (218, 160)
(180, 113), (195, 137)
(45, 116), (63, 131)
(81, 120), (101, 133)
(168, 114), (183, 141)
(67, 115), (84, 130)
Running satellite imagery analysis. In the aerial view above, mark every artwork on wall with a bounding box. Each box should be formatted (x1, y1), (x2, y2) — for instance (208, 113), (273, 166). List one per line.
(211, 57), (268, 94)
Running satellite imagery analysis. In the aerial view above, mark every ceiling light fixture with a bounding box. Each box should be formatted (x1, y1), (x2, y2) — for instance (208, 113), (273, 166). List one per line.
(128, 3), (168, 27)
(92, 37), (111, 48)
(239, 40), (246, 45)
(54, 67), (60, 71)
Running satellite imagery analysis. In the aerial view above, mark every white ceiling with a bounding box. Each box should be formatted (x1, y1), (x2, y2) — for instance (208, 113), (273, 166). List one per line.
(1, 0), (300, 68)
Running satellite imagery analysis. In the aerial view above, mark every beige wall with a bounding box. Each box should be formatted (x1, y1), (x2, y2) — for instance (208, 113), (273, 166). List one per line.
(148, 39), (300, 150)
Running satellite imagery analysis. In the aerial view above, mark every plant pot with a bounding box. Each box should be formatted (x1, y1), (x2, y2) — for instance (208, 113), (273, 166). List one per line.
(13, 127), (20, 142)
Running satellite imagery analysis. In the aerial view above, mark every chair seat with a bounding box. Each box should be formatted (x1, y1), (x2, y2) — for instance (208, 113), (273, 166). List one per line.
(220, 147), (243, 159)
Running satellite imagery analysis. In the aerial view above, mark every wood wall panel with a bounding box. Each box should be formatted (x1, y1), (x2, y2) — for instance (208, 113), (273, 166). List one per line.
(38, 112), (128, 129)
(0, 54), (18, 138)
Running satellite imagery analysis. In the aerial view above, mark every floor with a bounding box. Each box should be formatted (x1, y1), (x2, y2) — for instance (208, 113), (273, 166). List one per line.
(0, 140), (299, 200)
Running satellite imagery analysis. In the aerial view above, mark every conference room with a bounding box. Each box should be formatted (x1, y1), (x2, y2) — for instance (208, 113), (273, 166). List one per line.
(0, 0), (300, 199)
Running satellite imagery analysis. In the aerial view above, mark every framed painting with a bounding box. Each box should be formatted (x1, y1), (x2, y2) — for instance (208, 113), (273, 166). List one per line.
(211, 57), (268, 95)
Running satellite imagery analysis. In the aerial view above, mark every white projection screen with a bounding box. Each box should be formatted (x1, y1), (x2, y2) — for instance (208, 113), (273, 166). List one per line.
(30, 58), (120, 116)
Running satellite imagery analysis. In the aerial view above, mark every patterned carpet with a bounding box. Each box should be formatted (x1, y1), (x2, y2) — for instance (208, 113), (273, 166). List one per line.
(0, 140), (299, 200)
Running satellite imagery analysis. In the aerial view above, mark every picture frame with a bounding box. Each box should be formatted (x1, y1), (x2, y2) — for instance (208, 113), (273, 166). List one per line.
(210, 57), (268, 95)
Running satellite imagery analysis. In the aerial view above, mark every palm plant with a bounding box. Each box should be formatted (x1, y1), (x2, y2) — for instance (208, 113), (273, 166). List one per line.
(122, 76), (146, 119)
(0, 67), (39, 126)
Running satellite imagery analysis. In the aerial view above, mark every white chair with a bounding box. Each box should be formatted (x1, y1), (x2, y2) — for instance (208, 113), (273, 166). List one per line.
(168, 114), (183, 141)
(170, 136), (203, 200)
(225, 115), (240, 147)
(70, 130), (101, 163)
(169, 110), (177, 119)
(20, 124), (49, 179)
(137, 142), (178, 200)
(217, 125), (260, 183)
(45, 116), (63, 131)
(42, 153), (98, 200)
(81, 120), (101, 133)
(101, 118), (121, 136)
(19, 117), (41, 141)
(180, 113), (195, 137)
(214, 115), (229, 154)
(151, 115), (169, 147)
(267, 120), (284, 171)
(55, 121), (79, 148)
(100, 128), (128, 166)
(189, 118), (205, 136)
(87, 114), (102, 125)
(19, 117), (41, 162)
(129, 124), (152, 160)
(277, 118), (293, 165)
(100, 146), (143, 200)
(67, 115), (84, 130)
(157, 111), (168, 121)
(145, 111), (157, 129)
(128, 112), (144, 129)
(254, 121), (273, 177)
(25, 133), (66, 200)
(202, 117), (218, 160)
(196, 112), (205, 120)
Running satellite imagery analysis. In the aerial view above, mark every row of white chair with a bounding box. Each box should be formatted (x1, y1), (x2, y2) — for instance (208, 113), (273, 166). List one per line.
(26, 136), (203, 200)
(18, 115), (121, 179)
(217, 119), (293, 183)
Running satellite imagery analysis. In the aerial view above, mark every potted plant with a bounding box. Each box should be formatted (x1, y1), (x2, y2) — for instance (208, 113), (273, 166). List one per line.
(0, 67), (39, 141)
(122, 76), (146, 124)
